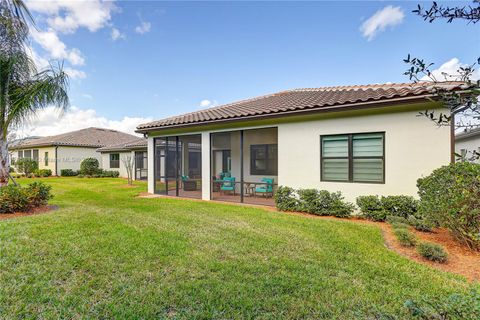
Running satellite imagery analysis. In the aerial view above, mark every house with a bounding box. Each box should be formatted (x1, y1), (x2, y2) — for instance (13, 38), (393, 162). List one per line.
(96, 138), (148, 180)
(455, 127), (480, 162)
(9, 127), (141, 176)
(136, 82), (466, 206)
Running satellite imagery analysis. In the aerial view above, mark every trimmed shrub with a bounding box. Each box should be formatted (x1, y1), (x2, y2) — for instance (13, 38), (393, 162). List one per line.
(26, 182), (53, 207)
(380, 195), (419, 219)
(275, 186), (354, 217)
(274, 186), (299, 212)
(386, 215), (409, 225)
(0, 185), (31, 213)
(16, 158), (38, 175)
(417, 242), (448, 263)
(390, 221), (410, 230)
(33, 169), (52, 177)
(60, 169), (79, 177)
(0, 182), (52, 213)
(417, 162), (480, 250)
(356, 195), (387, 221)
(404, 288), (480, 319)
(357, 195), (420, 221)
(394, 228), (417, 247)
(408, 216), (433, 232)
(100, 170), (119, 178)
(80, 158), (100, 175)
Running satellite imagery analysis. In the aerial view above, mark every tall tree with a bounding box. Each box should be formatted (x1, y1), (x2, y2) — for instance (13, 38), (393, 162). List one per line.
(405, 1), (480, 161)
(0, 0), (69, 186)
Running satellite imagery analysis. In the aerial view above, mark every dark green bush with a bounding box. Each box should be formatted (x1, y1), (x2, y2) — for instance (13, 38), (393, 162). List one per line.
(356, 195), (387, 221)
(274, 186), (299, 211)
(417, 162), (480, 250)
(275, 186), (354, 217)
(60, 169), (79, 176)
(33, 169), (52, 177)
(404, 288), (480, 319)
(394, 228), (417, 247)
(100, 170), (119, 178)
(386, 215), (409, 225)
(26, 182), (53, 207)
(417, 242), (448, 263)
(16, 158), (38, 175)
(357, 195), (420, 221)
(408, 216), (433, 232)
(0, 185), (30, 213)
(9, 166), (14, 173)
(380, 195), (419, 219)
(80, 158), (100, 175)
(0, 182), (52, 213)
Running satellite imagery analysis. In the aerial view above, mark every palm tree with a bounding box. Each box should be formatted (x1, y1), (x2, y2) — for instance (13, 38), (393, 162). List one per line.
(0, 0), (69, 186)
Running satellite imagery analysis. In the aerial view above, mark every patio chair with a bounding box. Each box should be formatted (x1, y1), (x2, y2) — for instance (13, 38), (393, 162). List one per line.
(181, 175), (197, 191)
(220, 177), (236, 195)
(255, 178), (274, 198)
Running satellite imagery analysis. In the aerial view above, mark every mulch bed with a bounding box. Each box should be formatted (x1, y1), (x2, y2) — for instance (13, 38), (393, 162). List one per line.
(276, 211), (480, 282)
(0, 205), (58, 220)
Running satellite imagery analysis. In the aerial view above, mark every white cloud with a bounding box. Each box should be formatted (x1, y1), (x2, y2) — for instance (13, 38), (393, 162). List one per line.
(64, 67), (86, 79)
(28, 47), (50, 70)
(135, 21), (151, 34)
(30, 28), (85, 66)
(16, 106), (152, 137)
(421, 58), (480, 81)
(111, 27), (126, 41)
(82, 93), (93, 99)
(26, 0), (117, 34)
(199, 99), (218, 108)
(360, 5), (405, 41)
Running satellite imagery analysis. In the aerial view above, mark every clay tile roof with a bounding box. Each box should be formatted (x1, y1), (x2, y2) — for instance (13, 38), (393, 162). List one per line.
(10, 127), (140, 149)
(96, 137), (147, 152)
(137, 81), (469, 132)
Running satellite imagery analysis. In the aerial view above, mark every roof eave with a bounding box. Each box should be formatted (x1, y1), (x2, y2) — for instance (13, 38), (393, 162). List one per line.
(136, 94), (440, 134)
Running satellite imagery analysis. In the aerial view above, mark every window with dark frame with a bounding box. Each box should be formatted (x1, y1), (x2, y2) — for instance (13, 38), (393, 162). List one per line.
(110, 153), (120, 168)
(250, 144), (278, 175)
(321, 132), (385, 183)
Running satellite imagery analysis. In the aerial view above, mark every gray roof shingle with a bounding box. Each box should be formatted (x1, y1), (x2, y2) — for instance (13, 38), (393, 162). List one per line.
(137, 81), (469, 131)
(96, 137), (147, 152)
(10, 127), (140, 149)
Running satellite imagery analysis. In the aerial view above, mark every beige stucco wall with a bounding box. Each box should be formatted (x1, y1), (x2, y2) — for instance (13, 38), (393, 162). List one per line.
(147, 105), (451, 202)
(56, 146), (101, 173)
(455, 136), (480, 163)
(100, 151), (134, 178)
(277, 110), (451, 203)
(11, 146), (56, 173)
(37, 146), (56, 172)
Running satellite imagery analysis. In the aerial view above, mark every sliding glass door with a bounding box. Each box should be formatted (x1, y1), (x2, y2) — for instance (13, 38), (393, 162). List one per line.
(154, 134), (202, 199)
(210, 127), (278, 206)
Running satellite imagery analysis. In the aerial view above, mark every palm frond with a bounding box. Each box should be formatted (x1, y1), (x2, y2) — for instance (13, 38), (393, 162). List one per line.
(6, 65), (69, 134)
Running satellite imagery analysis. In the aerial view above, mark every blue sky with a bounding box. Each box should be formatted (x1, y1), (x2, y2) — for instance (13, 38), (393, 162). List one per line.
(22, 1), (479, 136)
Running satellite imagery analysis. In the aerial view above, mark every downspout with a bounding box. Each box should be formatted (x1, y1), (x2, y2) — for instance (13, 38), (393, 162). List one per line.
(450, 113), (455, 164)
(55, 145), (58, 176)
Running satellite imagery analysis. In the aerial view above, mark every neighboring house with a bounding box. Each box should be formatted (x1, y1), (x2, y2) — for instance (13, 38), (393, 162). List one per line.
(96, 138), (148, 180)
(9, 127), (140, 176)
(455, 127), (480, 163)
(136, 82), (466, 206)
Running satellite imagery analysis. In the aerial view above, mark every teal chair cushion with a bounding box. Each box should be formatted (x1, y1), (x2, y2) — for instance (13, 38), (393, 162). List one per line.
(256, 178), (274, 193)
(221, 177), (235, 191)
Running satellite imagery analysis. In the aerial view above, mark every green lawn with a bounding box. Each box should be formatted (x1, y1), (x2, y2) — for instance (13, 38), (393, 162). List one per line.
(0, 178), (476, 319)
